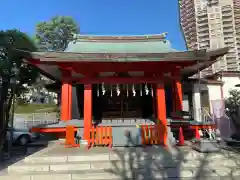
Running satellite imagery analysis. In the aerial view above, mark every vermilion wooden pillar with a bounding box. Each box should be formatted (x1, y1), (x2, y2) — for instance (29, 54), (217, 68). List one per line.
(61, 71), (72, 121)
(83, 84), (92, 140)
(156, 82), (167, 146)
(172, 76), (183, 113)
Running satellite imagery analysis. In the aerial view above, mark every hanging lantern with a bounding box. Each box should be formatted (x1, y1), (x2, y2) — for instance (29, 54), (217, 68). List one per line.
(126, 84), (129, 97)
(140, 84), (142, 96)
(116, 84), (120, 96)
(97, 84), (100, 97)
(101, 82), (105, 95)
(151, 84), (154, 97)
(145, 83), (149, 95)
(110, 85), (113, 97)
(132, 84), (136, 96)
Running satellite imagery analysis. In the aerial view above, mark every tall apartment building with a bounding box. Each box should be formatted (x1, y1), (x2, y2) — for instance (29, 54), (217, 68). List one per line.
(179, 0), (240, 75)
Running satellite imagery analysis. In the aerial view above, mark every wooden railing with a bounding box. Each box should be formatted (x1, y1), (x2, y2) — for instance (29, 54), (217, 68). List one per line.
(88, 126), (112, 148)
(141, 124), (167, 146)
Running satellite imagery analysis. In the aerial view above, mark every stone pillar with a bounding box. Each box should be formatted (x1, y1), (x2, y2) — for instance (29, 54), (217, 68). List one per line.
(192, 84), (202, 122)
(71, 86), (80, 119)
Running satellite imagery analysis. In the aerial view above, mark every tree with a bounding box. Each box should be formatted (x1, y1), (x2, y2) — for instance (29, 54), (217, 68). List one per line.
(0, 29), (39, 154)
(35, 16), (80, 51)
(225, 89), (240, 139)
(35, 16), (80, 119)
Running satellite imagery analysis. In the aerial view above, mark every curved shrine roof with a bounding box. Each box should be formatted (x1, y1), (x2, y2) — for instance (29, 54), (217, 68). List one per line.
(65, 33), (177, 53)
(19, 33), (229, 81)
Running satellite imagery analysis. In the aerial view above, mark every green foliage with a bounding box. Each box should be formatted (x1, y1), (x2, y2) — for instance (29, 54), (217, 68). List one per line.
(225, 89), (240, 115)
(0, 29), (40, 152)
(0, 29), (40, 115)
(35, 16), (80, 51)
(15, 103), (57, 114)
(0, 29), (39, 86)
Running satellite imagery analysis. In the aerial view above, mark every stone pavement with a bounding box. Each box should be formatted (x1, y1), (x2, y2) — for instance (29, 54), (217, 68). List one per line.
(1, 141), (240, 179)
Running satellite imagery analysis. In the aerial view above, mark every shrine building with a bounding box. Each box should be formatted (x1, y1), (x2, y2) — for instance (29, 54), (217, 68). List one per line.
(21, 33), (228, 145)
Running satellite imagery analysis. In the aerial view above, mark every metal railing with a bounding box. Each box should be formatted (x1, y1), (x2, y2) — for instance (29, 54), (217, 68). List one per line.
(200, 107), (216, 139)
(14, 112), (58, 128)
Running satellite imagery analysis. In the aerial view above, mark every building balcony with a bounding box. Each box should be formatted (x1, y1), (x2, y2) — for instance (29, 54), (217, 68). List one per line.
(224, 39), (235, 43)
(222, 6), (232, 13)
(198, 38), (209, 42)
(198, 33), (209, 38)
(222, 18), (233, 23)
(197, 11), (207, 17)
(222, 13), (232, 18)
(223, 28), (234, 33)
(197, 28), (209, 33)
(198, 23), (209, 28)
(234, 8), (240, 13)
(226, 53), (237, 59)
(207, 1), (219, 6)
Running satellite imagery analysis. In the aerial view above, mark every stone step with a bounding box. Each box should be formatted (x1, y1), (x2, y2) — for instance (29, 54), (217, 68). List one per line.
(8, 158), (239, 174)
(22, 150), (240, 164)
(4, 168), (240, 180)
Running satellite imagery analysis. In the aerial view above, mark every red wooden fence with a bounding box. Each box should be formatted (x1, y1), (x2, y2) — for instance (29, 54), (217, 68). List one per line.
(141, 124), (167, 146)
(88, 126), (113, 148)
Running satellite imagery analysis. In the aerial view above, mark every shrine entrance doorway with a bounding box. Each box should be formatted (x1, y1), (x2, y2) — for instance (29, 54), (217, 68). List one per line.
(99, 84), (154, 119)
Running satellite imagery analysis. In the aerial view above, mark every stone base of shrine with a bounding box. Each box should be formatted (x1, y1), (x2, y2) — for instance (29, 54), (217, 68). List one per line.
(192, 139), (221, 153)
(2, 140), (240, 179)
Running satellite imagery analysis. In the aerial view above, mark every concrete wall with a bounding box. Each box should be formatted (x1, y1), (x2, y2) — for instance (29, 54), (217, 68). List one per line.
(221, 76), (240, 98)
(207, 84), (222, 114)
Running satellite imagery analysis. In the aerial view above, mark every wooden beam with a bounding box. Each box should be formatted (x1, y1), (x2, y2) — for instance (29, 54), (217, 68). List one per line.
(57, 62), (195, 75)
(72, 76), (167, 84)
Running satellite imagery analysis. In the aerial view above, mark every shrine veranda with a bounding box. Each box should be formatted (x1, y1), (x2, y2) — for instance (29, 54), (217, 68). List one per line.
(20, 34), (228, 146)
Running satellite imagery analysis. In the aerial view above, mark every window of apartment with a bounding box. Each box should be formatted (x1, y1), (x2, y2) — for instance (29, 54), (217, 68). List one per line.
(215, 8), (220, 13)
(209, 14), (215, 19)
(216, 13), (221, 18)
(208, 7), (214, 13)
(210, 24), (216, 29)
(211, 39), (219, 49)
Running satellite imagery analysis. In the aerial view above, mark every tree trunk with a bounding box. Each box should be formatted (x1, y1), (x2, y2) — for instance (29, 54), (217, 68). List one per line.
(0, 81), (10, 160)
(5, 91), (14, 128)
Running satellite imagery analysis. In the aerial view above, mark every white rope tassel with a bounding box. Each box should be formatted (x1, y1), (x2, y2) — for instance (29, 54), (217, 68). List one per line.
(151, 84), (154, 97)
(101, 82), (105, 95)
(116, 84), (120, 96)
(132, 84), (136, 96)
(127, 84), (129, 97)
(145, 83), (149, 95)
(97, 84), (99, 97)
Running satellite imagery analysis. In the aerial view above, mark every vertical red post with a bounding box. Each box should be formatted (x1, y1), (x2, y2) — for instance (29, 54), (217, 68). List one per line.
(172, 71), (183, 114)
(61, 71), (72, 121)
(156, 82), (167, 146)
(84, 84), (92, 140)
(152, 84), (156, 117)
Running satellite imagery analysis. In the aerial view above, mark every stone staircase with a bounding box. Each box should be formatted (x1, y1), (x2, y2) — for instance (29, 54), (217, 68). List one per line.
(1, 140), (240, 180)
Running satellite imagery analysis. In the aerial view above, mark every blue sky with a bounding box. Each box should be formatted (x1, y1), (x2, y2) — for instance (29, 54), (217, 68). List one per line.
(0, 0), (186, 50)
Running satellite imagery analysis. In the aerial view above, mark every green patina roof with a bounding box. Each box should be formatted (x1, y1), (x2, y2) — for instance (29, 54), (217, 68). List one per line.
(65, 34), (177, 53)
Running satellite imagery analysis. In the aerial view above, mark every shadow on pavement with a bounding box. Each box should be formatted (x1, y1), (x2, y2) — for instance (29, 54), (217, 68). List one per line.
(105, 132), (240, 179)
